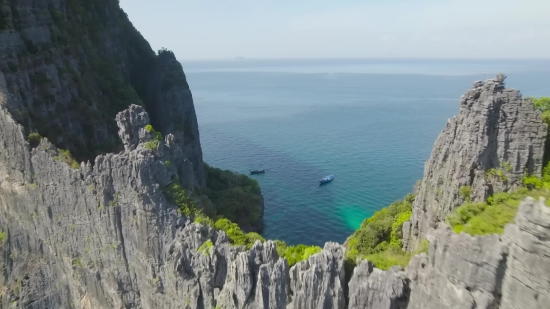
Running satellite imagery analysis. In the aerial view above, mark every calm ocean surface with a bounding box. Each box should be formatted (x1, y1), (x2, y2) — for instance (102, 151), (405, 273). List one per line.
(182, 59), (550, 246)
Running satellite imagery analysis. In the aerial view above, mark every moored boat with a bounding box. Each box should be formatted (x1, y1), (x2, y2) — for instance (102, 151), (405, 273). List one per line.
(319, 174), (334, 185)
(249, 169), (265, 175)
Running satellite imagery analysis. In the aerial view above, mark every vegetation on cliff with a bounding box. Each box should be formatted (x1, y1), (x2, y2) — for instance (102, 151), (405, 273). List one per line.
(158, 134), (316, 265)
(344, 193), (425, 269)
(274, 241), (322, 266)
(194, 214), (320, 265)
(2, 0), (162, 162)
(0, 231), (7, 246)
(448, 189), (526, 235)
(0, 0), (200, 166)
(444, 97), (550, 236)
(533, 97), (550, 165)
(202, 163), (263, 229)
(162, 177), (201, 217)
(448, 166), (550, 236)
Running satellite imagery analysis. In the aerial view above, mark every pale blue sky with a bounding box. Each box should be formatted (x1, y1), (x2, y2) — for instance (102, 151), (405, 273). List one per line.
(120, 0), (549, 60)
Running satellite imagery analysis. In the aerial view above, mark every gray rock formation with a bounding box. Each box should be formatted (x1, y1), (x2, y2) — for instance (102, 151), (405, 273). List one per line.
(348, 261), (409, 309)
(1, 75), (550, 309)
(405, 197), (550, 309)
(499, 197), (550, 309)
(403, 75), (547, 251)
(406, 228), (505, 309)
(1, 0), (549, 306)
(0, 103), (349, 308)
(0, 0), (205, 187)
(287, 242), (346, 309)
(143, 50), (206, 188)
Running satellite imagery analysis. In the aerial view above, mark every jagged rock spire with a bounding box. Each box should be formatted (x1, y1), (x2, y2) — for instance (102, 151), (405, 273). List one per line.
(403, 74), (547, 251)
(495, 73), (507, 84)
(116, 104), (153, 151)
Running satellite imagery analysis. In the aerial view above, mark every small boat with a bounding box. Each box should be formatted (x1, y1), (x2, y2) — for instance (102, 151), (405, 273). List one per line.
(319, 175), (334, 185)
(249, 169), (265, 175)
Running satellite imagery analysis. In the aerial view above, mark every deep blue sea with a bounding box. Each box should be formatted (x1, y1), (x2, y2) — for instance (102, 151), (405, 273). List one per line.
(181, 59), (550, 247)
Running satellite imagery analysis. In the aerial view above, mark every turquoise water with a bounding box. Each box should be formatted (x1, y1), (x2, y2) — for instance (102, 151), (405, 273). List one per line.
(183, 59), (550, 246)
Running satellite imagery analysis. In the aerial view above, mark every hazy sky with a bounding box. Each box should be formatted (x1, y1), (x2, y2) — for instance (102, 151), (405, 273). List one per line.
(119, 0), (549, 60)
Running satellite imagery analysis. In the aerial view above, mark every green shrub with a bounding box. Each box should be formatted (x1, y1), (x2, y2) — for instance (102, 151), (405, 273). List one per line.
(542, 163), (550, 183)
(390, 210), (411, 246)
(28, 133), (43, 147)
(487, 188), (528, 205)
(54, 149), (80, 169)
(144, 140), (158, 151)
(162, 178), (199, 217)
(460, 186), (472, 202)
(197, 240), (213, 255)
(142, 124), (162, 144)
(194, 214), (214, 226)
(533, 97), (550, 111)
(0, 232), (6, 245)
(530, 97), (550, 166)
(346, 194), (415, 257)
(523, 161), (550, 191)
(450, 172), (550, 236)
(213, 218), (265, 249)
(415, 239), (430, 254)
(274, 240), (322, 266)
(72, 258), (83, 267)
(448, 188), (528, 235)
(365, 245), (412, 270)
(204, 163), (262, 228)
(359, 238), (430, 270)
(486, 168), (507, 182)
(460, 200), (519, 235)
(343, 193), (418, 270)
(447, 202), (487, 233)
(523, 175), (543, 189)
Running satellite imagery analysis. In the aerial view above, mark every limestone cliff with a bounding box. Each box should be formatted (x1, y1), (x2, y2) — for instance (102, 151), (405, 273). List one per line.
(0, 0), (205, 187)
(403, 75), (547, 251)
(0, 0), (549, 307)
(405, 197), (550, 309)
(2, 102), (548, 309)
(0, 104), (347, 308)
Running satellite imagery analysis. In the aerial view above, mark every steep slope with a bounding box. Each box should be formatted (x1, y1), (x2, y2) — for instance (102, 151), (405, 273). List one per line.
(1, 0), (549, 307)
(0, 0), (205, 186)
(403, 75), (547, 251)
(405, 197), (550, 309)
(0, 104), (347, 308)
(2, 96), (548, 309)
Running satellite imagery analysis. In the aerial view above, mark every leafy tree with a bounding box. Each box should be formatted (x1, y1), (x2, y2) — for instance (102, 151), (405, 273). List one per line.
(203, 163), (263, 228)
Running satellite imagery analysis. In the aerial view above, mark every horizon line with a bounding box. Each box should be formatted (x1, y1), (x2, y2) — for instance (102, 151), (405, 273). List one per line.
(178, 57), (550, 62)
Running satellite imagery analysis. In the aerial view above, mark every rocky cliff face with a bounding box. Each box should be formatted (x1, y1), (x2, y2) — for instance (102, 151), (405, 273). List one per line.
(0, 103), (348, 308)
(403, 75), (547, 251)
(2, 102), (548, 309)
(1, 0), (549, 307)
(405, 197), (550, 309)
(0, 0), (205, 187)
